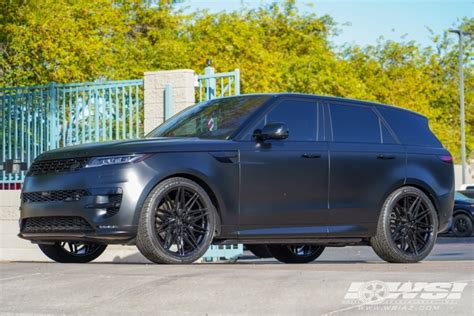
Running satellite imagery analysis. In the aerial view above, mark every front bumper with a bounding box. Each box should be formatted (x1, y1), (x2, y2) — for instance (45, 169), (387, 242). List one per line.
(18, 159), (159, 244)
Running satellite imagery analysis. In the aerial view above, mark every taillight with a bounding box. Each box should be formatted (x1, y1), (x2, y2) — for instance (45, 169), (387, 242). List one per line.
(438, 155), (453, 164)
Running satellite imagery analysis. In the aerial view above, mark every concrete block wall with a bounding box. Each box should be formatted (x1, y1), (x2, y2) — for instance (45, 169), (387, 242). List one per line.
(144, 69), (195, 134)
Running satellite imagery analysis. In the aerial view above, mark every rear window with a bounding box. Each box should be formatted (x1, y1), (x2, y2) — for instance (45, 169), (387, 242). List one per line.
(379, 107), (442, 147)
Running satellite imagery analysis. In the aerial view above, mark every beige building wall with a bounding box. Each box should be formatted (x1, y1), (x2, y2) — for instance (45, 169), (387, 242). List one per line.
(144, 69), (196, 134)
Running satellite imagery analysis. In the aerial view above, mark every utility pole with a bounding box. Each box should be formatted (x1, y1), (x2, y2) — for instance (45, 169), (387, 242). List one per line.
(449, 29), (467, 185)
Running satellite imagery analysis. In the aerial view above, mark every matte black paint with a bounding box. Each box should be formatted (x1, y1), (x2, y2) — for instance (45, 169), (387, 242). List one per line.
(18, 93), (454, 245)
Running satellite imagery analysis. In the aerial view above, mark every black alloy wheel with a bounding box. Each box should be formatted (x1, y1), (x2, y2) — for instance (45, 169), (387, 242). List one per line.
(267, 244), (325, 263)
(38, 242), (107, 263)
(137, 177), (216, 264)
(371, 186), (438, 263)
(452, 213), (473, 237)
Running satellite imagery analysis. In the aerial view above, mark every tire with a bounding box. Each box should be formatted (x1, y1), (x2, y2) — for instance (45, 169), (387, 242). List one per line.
(371, 186), (438, 263)
(452, 213), (473, 237)
(136, 177), (217, 264)
(267, 244), (325, 264)
(245, 244), (272, 258)
(38, 242), (107, 263)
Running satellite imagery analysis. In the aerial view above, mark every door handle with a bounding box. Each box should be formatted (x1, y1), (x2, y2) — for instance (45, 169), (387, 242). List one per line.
(302, 153), (321, 159)
(377, 154), (396, 160)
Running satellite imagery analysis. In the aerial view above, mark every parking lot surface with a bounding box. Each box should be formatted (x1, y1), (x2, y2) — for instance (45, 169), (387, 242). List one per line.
(1, 237), (473, 315)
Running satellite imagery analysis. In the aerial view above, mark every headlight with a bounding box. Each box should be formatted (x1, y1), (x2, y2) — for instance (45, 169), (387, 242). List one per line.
(84, 154), (148, 168)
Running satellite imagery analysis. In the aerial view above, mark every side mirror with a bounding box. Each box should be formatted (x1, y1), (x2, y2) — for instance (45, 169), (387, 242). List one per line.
(253, 122), (289, 142)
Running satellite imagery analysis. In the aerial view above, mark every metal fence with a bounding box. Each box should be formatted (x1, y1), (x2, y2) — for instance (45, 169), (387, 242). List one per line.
(197, 67), (240, 102)
(1, 80), (143, 187)
(1, 67), (241, 188)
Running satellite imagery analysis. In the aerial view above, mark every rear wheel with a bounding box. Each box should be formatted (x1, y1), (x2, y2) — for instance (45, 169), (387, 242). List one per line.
(452, 213), (472, 237)
(136, 177), (217, 264)
(38, 242), (107, 263)
(267, 244), (325, 263)
(245, 244), (272, 258)
(371, 186), (438, 263)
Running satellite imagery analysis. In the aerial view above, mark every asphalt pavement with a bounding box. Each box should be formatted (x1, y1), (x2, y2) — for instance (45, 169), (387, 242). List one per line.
(1, 237), (473, 315)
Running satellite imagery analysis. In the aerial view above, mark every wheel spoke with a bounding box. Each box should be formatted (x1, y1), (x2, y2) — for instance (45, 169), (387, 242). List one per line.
(408, 197), (421, 219)
(163, 227), (175, 249)
(188, 223), (208, 234)
(183, 230), (199, 249)
(156, 220), (173, 233)
(415, 208), (430, 220)
(186, 212), (208, 224)
(185, 193), (199, 210)
(409, 232), (418, 255)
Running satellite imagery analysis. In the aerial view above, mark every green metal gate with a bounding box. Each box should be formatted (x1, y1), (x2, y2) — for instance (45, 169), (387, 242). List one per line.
(1, 80), (143, 188)
(197, 66), (240, 102)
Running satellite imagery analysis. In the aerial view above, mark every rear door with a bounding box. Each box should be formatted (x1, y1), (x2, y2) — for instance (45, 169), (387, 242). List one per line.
(327, 102), (406, 236)
(237, 97), (329, 238)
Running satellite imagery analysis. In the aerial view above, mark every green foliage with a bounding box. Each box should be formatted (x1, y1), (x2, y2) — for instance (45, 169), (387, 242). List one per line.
(0, 0), (472, 160)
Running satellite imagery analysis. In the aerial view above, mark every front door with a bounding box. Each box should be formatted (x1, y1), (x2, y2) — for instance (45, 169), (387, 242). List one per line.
(238, 97), (329, 238)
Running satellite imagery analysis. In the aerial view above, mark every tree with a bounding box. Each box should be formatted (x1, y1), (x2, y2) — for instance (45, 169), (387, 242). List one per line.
(0, 0), (472, 160)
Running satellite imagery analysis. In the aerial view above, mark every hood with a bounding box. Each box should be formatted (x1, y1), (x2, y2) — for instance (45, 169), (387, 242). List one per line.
(37, 137), (237, 161)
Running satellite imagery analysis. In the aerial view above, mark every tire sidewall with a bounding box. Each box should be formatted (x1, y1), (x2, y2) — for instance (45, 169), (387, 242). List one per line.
(139, 177), (217, 264)
(380, 187), (438, 263)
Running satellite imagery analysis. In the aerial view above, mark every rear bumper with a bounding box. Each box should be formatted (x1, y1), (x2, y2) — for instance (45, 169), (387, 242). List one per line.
(437, 190), (454, 233)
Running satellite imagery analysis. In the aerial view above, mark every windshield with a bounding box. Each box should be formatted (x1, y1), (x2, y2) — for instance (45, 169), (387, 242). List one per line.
(455, 192), (472, 201)
(147, 95), (270, 140)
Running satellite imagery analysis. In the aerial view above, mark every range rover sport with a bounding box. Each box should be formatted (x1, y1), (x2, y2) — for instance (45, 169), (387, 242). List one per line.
(18, 94), (454, 264)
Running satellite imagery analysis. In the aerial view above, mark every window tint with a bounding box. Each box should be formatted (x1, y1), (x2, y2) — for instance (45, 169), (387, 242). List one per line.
(147, 96), (270, 140)
(380, 120), (397, 144)
(252, 99), (318, 141)
(379, 107), (442, 147)
(330, 103), (380, 143)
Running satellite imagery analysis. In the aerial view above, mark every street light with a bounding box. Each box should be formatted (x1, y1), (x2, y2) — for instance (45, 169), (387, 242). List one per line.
(448, 29), (468, 185)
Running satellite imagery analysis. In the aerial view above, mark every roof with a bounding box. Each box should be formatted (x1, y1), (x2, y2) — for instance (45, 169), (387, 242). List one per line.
(222, 93), (426, 118)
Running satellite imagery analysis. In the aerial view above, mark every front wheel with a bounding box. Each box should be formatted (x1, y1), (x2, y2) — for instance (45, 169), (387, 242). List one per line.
(38, 242), (107, 263)
(371, 186), (438, 263)
(136, 177), (217, 264)
(267, 244), (325, 263)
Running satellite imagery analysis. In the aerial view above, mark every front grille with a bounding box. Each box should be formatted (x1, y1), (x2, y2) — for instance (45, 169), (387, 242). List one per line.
(21, 216), (93, 233)
(27, 158), (89, 176)
(22, 190), (88, 203)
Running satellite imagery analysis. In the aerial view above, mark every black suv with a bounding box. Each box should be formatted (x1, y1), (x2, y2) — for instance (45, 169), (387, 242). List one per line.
(19, 94), (454, 264)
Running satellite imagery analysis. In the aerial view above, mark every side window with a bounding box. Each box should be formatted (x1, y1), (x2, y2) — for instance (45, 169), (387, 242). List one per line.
(252, 99), (318, 141)
(379, 107), (442, 147)
(380, 120), (397, 144)
(330, 103), (381, 143)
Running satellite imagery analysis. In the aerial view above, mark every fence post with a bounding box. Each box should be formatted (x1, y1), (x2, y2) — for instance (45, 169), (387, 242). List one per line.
(204, 66), (216, 100)
(164, 84), (173, 120)
(48, 82), (57, 150)
(234, 68), (240, 95)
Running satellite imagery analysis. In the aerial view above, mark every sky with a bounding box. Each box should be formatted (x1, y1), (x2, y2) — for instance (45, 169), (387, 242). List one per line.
(174, 0), (472, 47)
